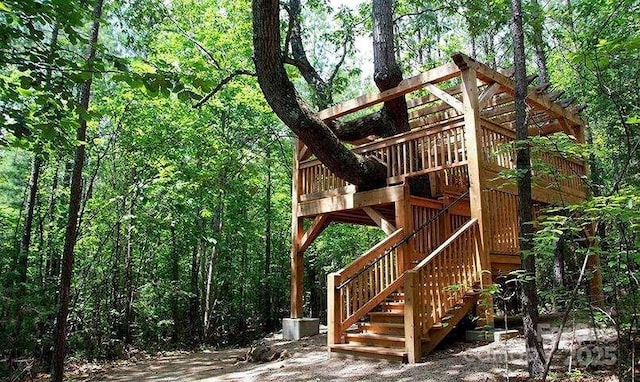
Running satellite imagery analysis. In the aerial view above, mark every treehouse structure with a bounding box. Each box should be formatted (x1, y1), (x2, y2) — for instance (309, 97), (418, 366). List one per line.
(286, 53), (596, 363)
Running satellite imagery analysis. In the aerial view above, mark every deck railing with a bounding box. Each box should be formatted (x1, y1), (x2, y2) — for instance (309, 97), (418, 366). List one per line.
(299, 121), (468, 197)
(299, 121), (586, 201)
(327, 229), (406, 344)
(404, 219), (483, 359)
(480, 122), (587, 198)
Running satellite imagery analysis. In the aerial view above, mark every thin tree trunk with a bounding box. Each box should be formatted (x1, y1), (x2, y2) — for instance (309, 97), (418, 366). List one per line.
(531, 0), (549, 85)
(511, 0), (546, 377)
(263, 147), (273, 331)
(123, 189), (135, 345)
(170, 222), (180, 343)
(11, 153), (43, 367)
(203, 203), (223, 336)
(190, 234), (201, 344)
(51, 1), (104, 380)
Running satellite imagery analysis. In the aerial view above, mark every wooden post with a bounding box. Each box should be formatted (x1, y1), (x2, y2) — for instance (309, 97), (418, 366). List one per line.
(404, 270), (421, 363)
(327, 273), (342, 346)
(395, 183), (413, 272)
(290, 139), (305, 318)
(458, 63), (495, 326)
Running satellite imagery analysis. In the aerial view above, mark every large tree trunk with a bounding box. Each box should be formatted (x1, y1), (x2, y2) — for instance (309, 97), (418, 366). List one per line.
(372, 0), (409, 135)
(252, 0), (386, 189)
(511, 0), (546, 377)
(51, 1), (104, 380)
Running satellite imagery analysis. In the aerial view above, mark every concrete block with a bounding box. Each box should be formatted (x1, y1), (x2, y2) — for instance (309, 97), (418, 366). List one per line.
(493, 329), (519, 342)
(282, 318), (320, 340)
(465, 329), (494, 341)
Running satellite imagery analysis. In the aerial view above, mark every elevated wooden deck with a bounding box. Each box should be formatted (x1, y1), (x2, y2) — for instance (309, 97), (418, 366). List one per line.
(287, 53), (592, 362)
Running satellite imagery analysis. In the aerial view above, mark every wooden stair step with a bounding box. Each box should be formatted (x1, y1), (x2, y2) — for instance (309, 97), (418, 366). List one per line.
(329, 344), (407, 362)
(359, 322), (405, 336)
(379, 301), (404, 312)
(369, 311), (404, 324)
(346, 332), (405, 348)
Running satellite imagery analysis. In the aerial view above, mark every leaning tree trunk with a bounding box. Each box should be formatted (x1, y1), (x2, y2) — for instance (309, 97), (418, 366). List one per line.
(51, 1), (104, 380)
(511, 0), (546, 378)
(252, 0), (386, 189)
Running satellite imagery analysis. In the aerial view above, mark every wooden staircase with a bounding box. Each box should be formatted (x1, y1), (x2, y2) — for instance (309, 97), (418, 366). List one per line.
(327, 211), (485, 363)
(329, 288), (480, 361)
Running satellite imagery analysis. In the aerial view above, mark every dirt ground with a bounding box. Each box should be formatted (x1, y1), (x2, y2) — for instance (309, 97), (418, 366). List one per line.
(52, 325), (618, 382)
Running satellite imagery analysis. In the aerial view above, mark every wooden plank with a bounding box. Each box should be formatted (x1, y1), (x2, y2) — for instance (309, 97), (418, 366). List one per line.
(340, 274), (406, 332)
(299, 184), (357, 202)
(425, 83), (464, 113)
(318, 62), (461, 121)
(404, 271), (422, 363)
(298, 184), (405, 217)
(491, 254), (522, 264)
(327, 273), (342, 345)
(363, 206), (397, 235)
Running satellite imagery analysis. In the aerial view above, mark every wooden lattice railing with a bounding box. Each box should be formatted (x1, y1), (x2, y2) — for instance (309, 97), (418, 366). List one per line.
(327, 229), (406, 344)
(300, 121), (468, 196)
(481, 122), (587, 198)
(409, 196), (471, 264)
(404, 218), (483, 357)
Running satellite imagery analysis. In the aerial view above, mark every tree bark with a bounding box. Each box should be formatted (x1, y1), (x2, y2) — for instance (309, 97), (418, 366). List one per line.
(170, 222), (181, 343)
(511, 0), (546, 377)
(51, 0), (104, 380)
(287, 0), (332, 109)
(372, 0), (409, 135)
(123, 187), (135, 345)
(262, 147), (273, 331)
(189, 224), (201, 344)
(531, 0), (549, 85)
(203, 203), (222, 336)
(252, 0), (386, 189)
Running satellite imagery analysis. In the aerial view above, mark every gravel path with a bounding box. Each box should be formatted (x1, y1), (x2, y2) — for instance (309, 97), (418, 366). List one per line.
(69, 325), (617, 382)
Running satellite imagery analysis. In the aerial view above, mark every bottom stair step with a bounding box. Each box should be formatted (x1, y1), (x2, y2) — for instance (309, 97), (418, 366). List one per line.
(329, 344), (407, 362)
(346, 332), (405, 348)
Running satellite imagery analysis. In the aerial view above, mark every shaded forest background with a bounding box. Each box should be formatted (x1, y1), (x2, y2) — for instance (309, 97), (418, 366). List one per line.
(0, 0), (638, 379)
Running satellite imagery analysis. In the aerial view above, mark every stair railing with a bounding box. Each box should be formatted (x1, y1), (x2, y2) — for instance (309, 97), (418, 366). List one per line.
(404, 218), (483, 361)
(327, 190), (470, 346)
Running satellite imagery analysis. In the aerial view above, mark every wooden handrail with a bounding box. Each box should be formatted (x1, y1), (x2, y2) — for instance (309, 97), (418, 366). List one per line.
(336, 228), (405, 282)
(299, 121), (463, 169)
(413, 218), (478, 271)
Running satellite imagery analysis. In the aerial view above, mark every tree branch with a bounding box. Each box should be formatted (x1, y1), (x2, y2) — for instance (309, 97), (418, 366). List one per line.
(193, 69), (255, 108)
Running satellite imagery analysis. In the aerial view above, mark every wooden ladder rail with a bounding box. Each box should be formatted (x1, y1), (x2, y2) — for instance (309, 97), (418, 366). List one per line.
(404, 218), (483, 362)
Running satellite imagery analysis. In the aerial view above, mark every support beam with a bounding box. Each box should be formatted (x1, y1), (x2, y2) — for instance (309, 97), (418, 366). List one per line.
(459, 65), (495, 326)
(425, 83), (464, 113)
(363, 206), (396, 235)
(318, 62), (461, 121)
(291, 139), (304, 318)
(478, 82), (502, 109)
(453, 53), (585, 127)
(298, 215), (330, 254)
